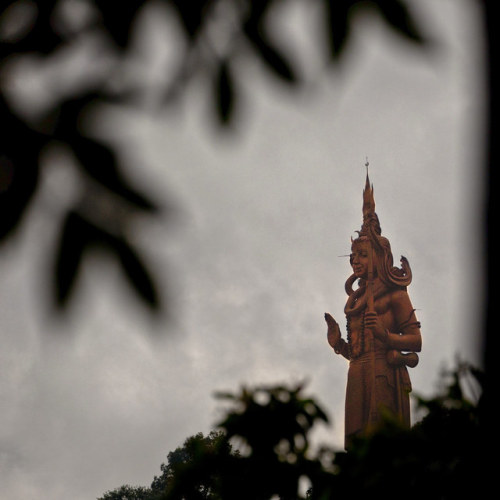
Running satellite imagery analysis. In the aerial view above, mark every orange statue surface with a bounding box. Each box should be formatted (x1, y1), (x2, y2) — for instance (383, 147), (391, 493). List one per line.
(325, 171), (422, 449)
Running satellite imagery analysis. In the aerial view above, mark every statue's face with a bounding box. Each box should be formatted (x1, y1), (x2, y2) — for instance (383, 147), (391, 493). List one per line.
(350, 240), (375, 279)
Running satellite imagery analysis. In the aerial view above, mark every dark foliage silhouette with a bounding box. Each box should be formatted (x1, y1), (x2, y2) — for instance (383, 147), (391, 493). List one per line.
(0, 0), (425, 313)
(150, 431), (238, 499)
(98, 484), (153, 500)
(98, 363), (485, 500)
(98, 431), (239, 500)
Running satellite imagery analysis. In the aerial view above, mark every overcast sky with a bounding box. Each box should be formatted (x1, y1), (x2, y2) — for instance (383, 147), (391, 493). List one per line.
(0, 1), (486, 499)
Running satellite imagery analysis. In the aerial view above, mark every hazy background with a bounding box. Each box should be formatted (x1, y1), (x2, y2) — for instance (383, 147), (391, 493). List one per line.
(0, 1), (485, 499)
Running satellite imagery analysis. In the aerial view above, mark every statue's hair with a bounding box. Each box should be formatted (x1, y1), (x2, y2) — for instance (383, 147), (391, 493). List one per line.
(350, 234), (412, 290)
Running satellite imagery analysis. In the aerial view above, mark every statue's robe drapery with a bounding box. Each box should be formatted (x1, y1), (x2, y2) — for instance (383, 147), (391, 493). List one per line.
(334, 280), (421, 447)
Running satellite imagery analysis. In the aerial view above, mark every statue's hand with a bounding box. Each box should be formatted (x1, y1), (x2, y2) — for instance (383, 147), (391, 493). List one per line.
(324, 312), (341, 349)
(364, 311), (388, 342)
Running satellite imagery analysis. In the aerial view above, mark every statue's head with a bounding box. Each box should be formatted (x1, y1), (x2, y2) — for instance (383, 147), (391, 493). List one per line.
(350, 236), (376, 280)
(346, 171), (411, 292)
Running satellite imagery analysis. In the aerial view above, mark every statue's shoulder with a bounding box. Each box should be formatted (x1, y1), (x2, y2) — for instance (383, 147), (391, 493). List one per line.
(374, 285), (403, 313)
(388, 288), (414, 312)
(377, 284), (407, 300)
(383, 287), (408, 303)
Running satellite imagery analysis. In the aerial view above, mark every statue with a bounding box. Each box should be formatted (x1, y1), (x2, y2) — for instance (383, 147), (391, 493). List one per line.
(324, 169), (422, 449)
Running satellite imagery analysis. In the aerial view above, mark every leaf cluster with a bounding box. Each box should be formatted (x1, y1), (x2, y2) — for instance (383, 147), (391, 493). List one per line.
(209, 383), (331, 500)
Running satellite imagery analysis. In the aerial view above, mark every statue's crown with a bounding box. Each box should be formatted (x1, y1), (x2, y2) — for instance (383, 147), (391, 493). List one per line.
(359, 163), (381, 238)
(351, 163), (412, 290)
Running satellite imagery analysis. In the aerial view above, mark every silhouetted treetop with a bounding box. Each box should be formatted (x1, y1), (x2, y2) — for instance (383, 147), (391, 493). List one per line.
(97, 363), (486, 500)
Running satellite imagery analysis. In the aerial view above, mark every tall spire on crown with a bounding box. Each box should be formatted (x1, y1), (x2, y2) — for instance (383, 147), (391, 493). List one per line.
(359, 159), (381, 238)
(362, 160), (375, 221)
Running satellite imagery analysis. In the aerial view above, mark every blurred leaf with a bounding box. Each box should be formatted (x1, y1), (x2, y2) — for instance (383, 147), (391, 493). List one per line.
(323, 0), (352, 58)
(214, 58), (235, 125)
(54, 92), (102, 138)
(71, 135), (157, 212)
(0, 0), (63, 55)
(324, 0), (424, 60)
(94, 0), (145, 48)
(114, 237), (160, 310)
(55, 91), (139, 139)
(54, 210), (159, 310)
(375, 0), (424, 44)
(0, 0), (36, 47)
(169, 0), (212, 39)
(54, 211), (92, 306)
(0, 152), (39, 239)
(244, 20), (297, 83)
(53, 93), (157, 211)
(0, 93), (43, 240)
(247, 0), (273, 18)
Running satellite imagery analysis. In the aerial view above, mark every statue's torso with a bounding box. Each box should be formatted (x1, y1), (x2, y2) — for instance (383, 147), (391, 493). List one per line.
(347, 288), (399, 358)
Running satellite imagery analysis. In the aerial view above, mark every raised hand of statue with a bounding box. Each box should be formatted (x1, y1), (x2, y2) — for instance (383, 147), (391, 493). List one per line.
(324, 312), (341, 349)
(364, 311), (388, 342)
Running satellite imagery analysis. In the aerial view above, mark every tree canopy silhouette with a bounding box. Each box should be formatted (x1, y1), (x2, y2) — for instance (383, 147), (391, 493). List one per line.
(97, 362), (486, 500)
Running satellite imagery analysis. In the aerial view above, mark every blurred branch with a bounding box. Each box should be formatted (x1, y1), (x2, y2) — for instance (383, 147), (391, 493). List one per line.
(0, 0), (426, 317)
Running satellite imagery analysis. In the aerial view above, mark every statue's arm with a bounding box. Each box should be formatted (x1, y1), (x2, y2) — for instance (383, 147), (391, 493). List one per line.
(325, 313), (350, 360)
(386, 290), (422, 352)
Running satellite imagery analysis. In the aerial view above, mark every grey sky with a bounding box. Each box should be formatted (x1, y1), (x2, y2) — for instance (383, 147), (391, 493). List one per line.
(0, 1), (485, 499)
